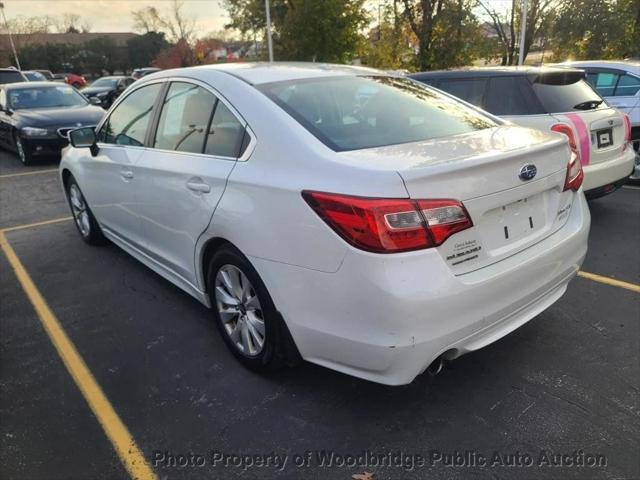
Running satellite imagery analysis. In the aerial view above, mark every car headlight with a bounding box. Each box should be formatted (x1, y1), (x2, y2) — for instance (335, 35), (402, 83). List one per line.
(21, 127), (49, 137)
(96, 91), (109, 98)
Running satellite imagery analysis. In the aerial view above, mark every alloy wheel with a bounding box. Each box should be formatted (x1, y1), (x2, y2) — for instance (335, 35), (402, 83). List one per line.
(69, 184), (91, 238)
(214, 264), (265, 356)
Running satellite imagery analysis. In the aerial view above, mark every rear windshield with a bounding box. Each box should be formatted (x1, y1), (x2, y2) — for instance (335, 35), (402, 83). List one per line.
(532, 77), (605, 113)
(0, 71), (25, 84)
(258, 76), (496, 152)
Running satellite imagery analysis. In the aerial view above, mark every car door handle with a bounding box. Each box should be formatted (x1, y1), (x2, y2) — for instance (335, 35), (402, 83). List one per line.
(120, 169), (134, 179)
(186, 179), (211, 193)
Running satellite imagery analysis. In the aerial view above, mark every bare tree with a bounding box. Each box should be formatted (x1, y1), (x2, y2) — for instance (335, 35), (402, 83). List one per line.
(53, 13), (90, 33)
(477, 0), (554, 65)
(131, 0), (196, 43)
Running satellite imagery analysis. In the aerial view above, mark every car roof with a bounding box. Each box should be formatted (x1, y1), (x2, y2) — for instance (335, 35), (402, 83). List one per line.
(4, 81), (71, 89)
(180, 62), (384, 85)
(410, 65), (584, 79)
(552, 60), (640, 71)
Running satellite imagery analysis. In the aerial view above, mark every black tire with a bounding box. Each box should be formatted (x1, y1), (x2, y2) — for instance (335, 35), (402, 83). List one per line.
(207, 245), (298, 372)
(65, 176), (105, 245)
(14, 132), (32, 166)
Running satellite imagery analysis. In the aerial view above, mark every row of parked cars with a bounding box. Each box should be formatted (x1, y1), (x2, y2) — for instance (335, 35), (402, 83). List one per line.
(0, 66), (161, 164)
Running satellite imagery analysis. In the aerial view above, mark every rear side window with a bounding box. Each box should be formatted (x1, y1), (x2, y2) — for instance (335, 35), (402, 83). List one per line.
(485, 76), (544, 115)
(154, 82), (216, 154)
(437, 78), (487, 107)
(615, 74), (640, 97)
(0, 71), (25, 84)
(532, 77), (604, 113)
(98, 83), (162, 146)
(204, 101), (246, 158)
(258, 76), (496, 152)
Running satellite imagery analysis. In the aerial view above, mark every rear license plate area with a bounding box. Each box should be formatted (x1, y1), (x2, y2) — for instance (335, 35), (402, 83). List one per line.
(484, 193), (546, 249)
(595, 128), (613, 148)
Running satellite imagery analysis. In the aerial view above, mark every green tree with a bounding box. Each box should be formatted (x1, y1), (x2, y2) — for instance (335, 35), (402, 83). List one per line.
(127, 32), (170, 68)
(551, 0), (639, 60)
(222, 0), (368, 62)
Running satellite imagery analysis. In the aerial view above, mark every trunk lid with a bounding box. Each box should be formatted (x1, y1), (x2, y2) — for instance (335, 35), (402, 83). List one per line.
(338, 125), (574, 274)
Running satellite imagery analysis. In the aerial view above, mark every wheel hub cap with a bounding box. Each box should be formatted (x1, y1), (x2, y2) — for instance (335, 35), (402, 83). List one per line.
(214, 264), (265, 356)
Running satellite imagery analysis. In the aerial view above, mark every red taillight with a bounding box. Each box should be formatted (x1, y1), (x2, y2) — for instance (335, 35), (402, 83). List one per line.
(551, 123), (584, 192)
(302, 191), (473, 253)
(622, 113), (632, 151)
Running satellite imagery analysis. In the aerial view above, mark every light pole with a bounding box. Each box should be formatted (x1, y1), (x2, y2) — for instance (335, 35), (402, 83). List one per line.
(264, 0), (274, 62)
(518, 0), (528, 66)
(0, 2), (20, 70)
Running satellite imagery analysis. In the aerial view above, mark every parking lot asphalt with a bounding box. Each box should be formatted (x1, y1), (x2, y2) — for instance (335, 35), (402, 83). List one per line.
(0, 150), (638, 480)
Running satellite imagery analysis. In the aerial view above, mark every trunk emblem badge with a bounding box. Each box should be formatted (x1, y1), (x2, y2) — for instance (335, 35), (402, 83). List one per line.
(519, 164), (537, 181)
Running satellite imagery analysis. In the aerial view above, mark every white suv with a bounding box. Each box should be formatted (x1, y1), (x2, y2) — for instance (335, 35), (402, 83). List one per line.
(411, 67), (636, 195)
(554, 60), (640, 180)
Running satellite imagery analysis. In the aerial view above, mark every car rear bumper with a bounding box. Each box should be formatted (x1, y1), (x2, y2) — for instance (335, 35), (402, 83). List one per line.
(250, 192), (590, 385)
(583, 148), (635, 192)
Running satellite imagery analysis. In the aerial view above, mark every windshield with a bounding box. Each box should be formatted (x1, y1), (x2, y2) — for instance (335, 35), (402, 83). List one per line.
(24, 72), (46, 81)
(258, 76), (497, 152)
(8, 85), (88, 109)
(532, 78), (605, 113)
(91, 78), (118, 88)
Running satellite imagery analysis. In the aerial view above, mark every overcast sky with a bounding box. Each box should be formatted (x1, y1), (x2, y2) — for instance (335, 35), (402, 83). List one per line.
(1, 0), (230, 35)
(1, 0), (513, 36)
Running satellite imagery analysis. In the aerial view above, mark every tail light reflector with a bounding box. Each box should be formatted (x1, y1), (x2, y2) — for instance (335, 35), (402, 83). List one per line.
(622, 113), (632, 151)
(551, 123), (584, 192)
(302, 191), (473, 253)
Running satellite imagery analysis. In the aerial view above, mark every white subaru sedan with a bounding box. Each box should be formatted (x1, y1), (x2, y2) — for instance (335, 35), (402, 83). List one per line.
(60, 63), (590, 385)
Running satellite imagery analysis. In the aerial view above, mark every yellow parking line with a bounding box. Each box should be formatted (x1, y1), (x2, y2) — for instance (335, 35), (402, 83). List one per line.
(0, 216), (72, 233)
(0, 231), (157, 480)
(578, 271), (640, 294)
(0, 168), (58, 179)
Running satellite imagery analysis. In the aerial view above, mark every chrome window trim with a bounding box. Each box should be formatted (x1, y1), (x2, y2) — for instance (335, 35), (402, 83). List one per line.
(96, 75), (256, 162)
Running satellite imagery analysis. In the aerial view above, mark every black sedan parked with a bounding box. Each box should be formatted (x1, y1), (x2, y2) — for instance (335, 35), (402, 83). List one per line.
(81, 76), (134, 108)
(0, 82), (105, 165)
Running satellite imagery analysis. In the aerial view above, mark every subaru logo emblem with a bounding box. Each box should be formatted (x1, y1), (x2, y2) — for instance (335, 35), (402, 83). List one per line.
(76, 122), (82, 127)
(519, 164), (537, 181)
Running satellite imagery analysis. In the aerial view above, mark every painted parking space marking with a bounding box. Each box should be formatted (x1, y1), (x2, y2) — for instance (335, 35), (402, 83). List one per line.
(577, 271), (640, 294)
(0, 230), (157, 480)
(1, 216), (72, 233)
(622, 185), (640, 190)
(0, 168), (58, 179)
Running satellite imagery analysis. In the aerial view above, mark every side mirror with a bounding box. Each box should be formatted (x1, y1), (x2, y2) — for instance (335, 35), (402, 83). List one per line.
(69, 127), (99, 156)
(89, 96), (102, 105)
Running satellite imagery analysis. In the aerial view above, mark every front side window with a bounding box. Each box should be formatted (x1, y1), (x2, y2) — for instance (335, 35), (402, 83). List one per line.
(615, 74), (640, 97)
(258, 76), (496, 152)
(7, 85), (88, 109)
(154, 82), (217, 154)
(98, 83), (162, 146)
